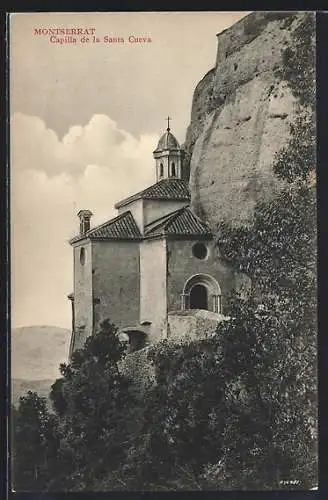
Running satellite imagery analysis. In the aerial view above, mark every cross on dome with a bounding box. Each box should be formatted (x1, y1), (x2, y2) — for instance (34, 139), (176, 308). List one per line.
(153, 116), (182, 182)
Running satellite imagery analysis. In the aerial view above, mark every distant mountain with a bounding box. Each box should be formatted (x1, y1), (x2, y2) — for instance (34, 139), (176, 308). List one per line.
(11, 378), (55, 407)
(11, 325), (71, 406)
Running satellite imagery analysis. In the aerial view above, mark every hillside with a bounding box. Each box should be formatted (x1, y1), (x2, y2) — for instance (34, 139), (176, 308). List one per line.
(11, 325), (71, 405)
(11, 378), (56, 407)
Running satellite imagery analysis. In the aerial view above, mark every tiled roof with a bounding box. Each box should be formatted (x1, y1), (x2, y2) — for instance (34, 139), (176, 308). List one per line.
(144, 207), (212, 238)
(70, 211), (141, 244)
(115, 178), (190, 209)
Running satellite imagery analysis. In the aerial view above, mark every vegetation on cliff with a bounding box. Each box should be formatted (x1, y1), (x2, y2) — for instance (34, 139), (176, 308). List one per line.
(11, 13), (316, 492)
(213, 11), (316, 488)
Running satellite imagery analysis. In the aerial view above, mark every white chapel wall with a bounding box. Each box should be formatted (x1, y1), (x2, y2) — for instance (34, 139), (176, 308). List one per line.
(117, 198), (144, 233)
(92, 240), (140, 331)
(143, 199), (189, 228)
(73, 241), (93, 349)
(139, 237), (167, 343)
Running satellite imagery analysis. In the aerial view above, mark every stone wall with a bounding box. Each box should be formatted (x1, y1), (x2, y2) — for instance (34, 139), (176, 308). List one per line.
(92, 240), (140, 331)
(139, 237), (167, 343)
(166, 238), (237, 314)
(120, 312), (228, 393)
(73, 240), (93, 349)
(168, 309), (226, 342)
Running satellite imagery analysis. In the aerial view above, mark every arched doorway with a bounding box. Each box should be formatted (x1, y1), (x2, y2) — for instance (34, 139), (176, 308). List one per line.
(181, 273), (222, 313)
(129, 331), (146, 352)
(190, 284), (208, 310)
(119, 329), (147, 353)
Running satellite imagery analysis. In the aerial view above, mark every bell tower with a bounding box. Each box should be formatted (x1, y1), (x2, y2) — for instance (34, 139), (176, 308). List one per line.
(153, 117), (182, 182)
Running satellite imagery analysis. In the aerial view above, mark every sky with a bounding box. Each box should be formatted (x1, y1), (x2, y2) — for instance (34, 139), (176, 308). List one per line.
(10, 11), (249, 329)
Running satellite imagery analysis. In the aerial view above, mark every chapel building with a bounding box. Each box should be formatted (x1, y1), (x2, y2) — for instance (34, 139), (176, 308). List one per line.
(68, 122), (241, 356)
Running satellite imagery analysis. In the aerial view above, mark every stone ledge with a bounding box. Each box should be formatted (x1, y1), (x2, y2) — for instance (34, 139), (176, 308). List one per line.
(168, 309), (227, 341)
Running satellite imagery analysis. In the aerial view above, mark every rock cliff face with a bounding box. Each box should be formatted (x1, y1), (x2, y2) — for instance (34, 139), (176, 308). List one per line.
(184, 12), (314, 228)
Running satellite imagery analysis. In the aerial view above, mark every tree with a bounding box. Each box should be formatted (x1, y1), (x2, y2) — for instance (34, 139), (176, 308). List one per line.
(120, 338), (228, 489)
(209, 12), (317, 489)
(12, 393), (57, 491)
(47, 319), (141, 491)
(11, 13), (316, 491)
(200, 295), (317, 490)
(124, 12), (317, 490)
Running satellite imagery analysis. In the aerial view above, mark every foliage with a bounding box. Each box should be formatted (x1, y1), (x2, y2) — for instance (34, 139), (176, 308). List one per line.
(275, 12), (315, 108)
(11, 12), (316, 492)
(216, 183), (316, 302)
(118, 286), (316, 490)
(274, 12), (315, 183)
(210, 296), (316, 489)
(121, 338), (228, 488)
(46, 319), (140, 491)
(210, 10), (317, 489)
(242, 12), (293, 42)
(12, 393), (58, 491)
(273, 113), (315, 183)
(12, 320), (141, 491)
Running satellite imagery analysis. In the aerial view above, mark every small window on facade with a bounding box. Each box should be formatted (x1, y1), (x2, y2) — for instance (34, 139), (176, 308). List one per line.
(171, 162), (176, 177)
(192, 242), (208, 260)
(80, 247), (86, 265)
(159, 163), (164, 177)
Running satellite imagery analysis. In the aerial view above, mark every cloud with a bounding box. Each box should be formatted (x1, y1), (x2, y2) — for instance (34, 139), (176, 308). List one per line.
(11, 112), (157, 178)
(11, 112), (158, 328)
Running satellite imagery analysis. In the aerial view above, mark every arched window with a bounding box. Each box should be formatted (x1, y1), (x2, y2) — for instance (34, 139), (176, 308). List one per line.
(190, 284), (208, 310)
(181, 273), (222, 313)
(80, 247), (86, 266)
(159, 163), (164, 178)
(171, 162), (176, 177)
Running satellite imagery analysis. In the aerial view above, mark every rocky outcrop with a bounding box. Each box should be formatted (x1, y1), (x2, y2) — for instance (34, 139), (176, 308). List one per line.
(184, 12), (314, 228)
(168, 309), (226, 341)
(120, 311), (229, 392)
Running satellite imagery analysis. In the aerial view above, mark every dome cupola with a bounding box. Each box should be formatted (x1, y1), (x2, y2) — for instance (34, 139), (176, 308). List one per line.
(154, 129), (180, 152)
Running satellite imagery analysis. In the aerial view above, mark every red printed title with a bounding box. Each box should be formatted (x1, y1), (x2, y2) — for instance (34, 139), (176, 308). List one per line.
(33, 28), (152, 45)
